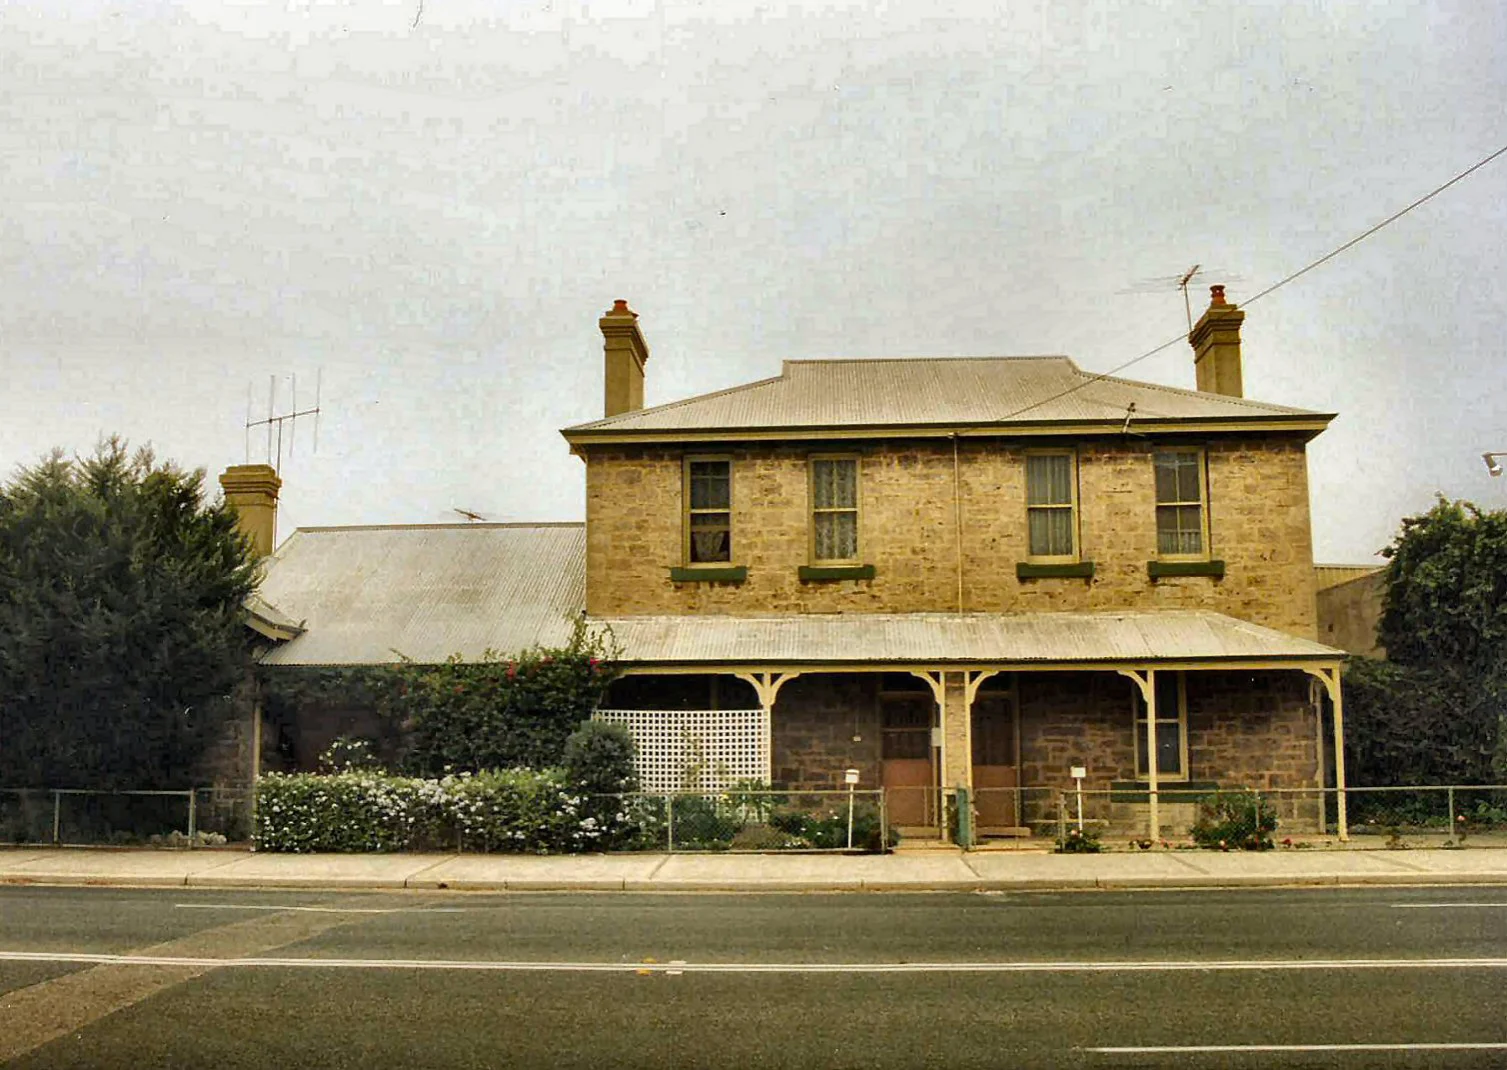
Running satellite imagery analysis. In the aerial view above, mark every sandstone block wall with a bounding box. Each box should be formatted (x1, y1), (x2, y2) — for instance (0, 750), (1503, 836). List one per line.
(771, 674), (883, 790)
(583, 435), (1318, 636)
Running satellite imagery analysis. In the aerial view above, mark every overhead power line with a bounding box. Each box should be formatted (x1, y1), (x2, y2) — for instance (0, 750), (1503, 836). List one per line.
(1000, 140), (1507, 423)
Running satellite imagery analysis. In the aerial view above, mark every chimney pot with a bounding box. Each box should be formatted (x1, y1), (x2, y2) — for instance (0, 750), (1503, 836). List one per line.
(1210, 284), (1226, 305)
(610, 299), (633, 316)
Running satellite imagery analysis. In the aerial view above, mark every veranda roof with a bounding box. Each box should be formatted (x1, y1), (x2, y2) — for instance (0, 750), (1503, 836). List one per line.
(595, 610), (1343, 669)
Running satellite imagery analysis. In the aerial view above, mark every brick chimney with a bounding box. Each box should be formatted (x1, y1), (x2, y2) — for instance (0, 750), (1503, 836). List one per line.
(600, 299), (649, 417)
(1189, 284), (1245, 397)
(219, 464), (282, 558)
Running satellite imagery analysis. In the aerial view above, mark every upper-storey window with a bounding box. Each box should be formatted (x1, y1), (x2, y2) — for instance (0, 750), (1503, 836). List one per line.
(684, 457), (732, 564)
(1025, 451), (1078, 561)
(810, 456), (859, 563)
(1154, 448), (1208, 559)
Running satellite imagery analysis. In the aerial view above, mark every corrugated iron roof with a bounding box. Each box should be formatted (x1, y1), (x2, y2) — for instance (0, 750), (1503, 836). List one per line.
(564, 357), (1330, 438)
(255, 523), (585, 666)
(1315, 563), (1385, 591)
(595, 610), (1343, 665)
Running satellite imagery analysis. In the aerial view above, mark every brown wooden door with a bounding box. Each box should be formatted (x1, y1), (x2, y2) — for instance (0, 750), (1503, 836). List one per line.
(972, 690), (1020, 830)
(882, 691), (936, 827)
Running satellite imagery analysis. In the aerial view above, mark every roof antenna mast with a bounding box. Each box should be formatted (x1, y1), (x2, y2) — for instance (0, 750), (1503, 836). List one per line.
(1178, 264), (1202, 333)
(243, 370), (324, 472)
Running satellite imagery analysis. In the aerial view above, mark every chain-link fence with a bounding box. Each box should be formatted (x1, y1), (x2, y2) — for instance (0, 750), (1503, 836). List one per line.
(0, 787), (251, 847)
(968, 784), (1507, 850)
(601, 789), (889, 852)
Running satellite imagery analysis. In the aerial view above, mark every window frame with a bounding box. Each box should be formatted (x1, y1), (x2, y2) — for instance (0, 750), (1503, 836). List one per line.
(682, 454), (734, 567)
(1152, 447), (1211, 562)
(1024, 448), (1080, 564)
(1132, 671), (1190, 782)
(808, 453), (862, 565)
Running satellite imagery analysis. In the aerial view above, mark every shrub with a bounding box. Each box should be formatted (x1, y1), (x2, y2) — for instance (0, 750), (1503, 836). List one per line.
(668, 794), (740, 850)
(768, 807), (888, 851)
(1055, 826), (1102, 853)
(396, 619), (621, 776)
(254, 769), (635, 854)
(1191, 791), (1277, 851)
(562, 720), (636, 794)
(254, 772), (436, 853)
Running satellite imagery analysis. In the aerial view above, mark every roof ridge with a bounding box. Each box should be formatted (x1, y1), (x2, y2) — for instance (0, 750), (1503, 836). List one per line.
(293, 522), (585, 533)
(785, 355), (1073, 367)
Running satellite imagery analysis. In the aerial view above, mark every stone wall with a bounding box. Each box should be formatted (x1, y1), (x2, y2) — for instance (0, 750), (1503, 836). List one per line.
(583, 435), (1318, 636)
(595, 669), (1321, 836)
(1316, 570), (1386, 658)
(771, 674), (883, 790)
(1009, 669), (1320, 835)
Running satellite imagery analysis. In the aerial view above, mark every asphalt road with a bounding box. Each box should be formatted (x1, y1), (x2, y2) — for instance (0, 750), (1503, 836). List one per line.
(2, 885), (1506, 1068)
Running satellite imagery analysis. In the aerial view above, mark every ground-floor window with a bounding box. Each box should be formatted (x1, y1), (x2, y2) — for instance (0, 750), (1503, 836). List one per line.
(1133, 670), (1188, 780)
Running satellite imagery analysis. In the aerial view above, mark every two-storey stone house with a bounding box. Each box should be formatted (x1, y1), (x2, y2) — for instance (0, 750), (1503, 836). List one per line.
(248, 288), (1350, 841)
(561, 289), (1347, 840)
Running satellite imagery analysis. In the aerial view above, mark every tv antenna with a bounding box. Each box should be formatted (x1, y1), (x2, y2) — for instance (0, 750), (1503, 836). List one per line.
(1119, 266), (1242, 332)
(245, 371), (322, 472)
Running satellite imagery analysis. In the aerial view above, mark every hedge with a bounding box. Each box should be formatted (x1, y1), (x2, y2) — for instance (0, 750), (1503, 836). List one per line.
(254, 770), (635, 854)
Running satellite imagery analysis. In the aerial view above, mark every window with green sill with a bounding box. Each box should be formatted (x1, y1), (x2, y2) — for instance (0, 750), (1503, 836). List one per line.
(1025, 451), (1078, 561)
(1154, 448), (1208, 558)
(684, 457), (732, 565)
(810, 456), (859, 563)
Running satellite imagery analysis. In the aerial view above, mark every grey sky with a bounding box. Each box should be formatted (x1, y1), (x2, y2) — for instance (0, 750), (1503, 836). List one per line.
(3, 0), (1504, 563)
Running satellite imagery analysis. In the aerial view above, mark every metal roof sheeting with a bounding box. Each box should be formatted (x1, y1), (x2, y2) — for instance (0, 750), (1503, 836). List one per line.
(565, 357), (1328, 436)
(594, 610), (1343, 665)
(255, 523), (585, 666)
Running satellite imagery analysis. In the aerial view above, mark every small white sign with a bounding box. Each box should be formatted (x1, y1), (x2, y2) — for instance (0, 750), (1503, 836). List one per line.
(1070, 766), (1087, 780)
(844, 768), (860, 785)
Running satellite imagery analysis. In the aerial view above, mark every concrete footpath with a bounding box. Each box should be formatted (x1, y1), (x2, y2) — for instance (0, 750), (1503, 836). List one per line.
(4, 845), (1507, 892)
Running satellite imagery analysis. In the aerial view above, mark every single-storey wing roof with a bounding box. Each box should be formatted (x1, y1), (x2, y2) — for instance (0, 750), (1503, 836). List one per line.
(254, 522), (586, 666)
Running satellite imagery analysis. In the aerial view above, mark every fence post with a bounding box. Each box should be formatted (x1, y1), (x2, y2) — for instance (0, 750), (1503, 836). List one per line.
(1448, 785), (1456, 838)
(879, 790), (889, 852)
(665, 794), (674, 853)
(187, 790), (198, 848)
(955, 786), (974, 850)
(52, 791), (61, 845)
(1057, 793), (1067, 845)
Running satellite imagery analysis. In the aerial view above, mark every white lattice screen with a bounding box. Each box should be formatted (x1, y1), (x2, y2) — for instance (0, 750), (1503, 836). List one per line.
(592, 707), (770, 793)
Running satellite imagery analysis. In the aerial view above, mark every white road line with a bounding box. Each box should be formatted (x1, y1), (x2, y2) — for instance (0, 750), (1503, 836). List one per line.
(2, 952), (1507, 974)
(1391, 902), (1507, 909)
(1088, 1043), (1507, 1054)
(173, 904), (468, 914)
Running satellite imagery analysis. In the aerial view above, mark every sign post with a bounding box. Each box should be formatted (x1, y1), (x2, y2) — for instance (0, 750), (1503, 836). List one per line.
(1071, 765), (1087, 833)
(844, 768), (860, 850)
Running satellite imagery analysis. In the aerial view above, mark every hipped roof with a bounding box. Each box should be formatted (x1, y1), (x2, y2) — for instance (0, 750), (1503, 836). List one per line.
(563, 357), (1332, 443)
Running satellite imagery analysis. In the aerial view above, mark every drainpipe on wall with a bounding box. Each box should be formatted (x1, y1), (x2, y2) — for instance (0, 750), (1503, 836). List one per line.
(951, 434), (964, 613)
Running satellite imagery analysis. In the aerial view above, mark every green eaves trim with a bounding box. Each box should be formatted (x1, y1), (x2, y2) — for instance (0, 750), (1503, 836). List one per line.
(1148, 559), (1226, 579)
(1016, 561), (1095, 580)
(798, 564), (876, 581)
(669, 565), (748, 583)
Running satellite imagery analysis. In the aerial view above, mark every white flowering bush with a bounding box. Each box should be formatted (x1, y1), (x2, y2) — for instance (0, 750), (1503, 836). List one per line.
(254, 769), (636, 854)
